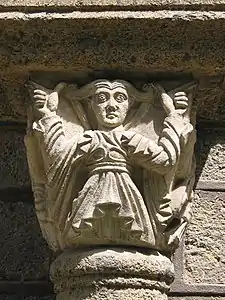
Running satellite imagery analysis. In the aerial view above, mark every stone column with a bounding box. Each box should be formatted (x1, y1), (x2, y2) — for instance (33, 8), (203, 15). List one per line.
(50, 248), (174, 300)
(25, 79), (196, 299)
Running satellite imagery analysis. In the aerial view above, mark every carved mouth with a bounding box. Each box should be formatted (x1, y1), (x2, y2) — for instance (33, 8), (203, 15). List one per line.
(106, 113), (118, 119)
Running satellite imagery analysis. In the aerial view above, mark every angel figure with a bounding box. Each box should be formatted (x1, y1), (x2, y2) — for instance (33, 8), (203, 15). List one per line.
(25, 79), (196, 254)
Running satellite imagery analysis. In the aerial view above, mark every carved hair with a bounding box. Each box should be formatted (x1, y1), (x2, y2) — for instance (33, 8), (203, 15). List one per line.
(63, 80), (154, 104)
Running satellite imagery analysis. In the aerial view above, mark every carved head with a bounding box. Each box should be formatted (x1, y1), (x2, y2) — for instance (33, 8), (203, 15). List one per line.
(65, 79), (154, 129)
(90, 80), (132, 128)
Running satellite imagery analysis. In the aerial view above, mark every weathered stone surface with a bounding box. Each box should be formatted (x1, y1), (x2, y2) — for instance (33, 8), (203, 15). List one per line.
(0, 199), (50, 280)
(0, 296), (55, 300)
(0, 129), (30, 189)
(184, 191), (225, 284)
(1, 11), (225, 75)
(0, 3), (223, 300)
(25, 297), (55, 300)
(0, 3), (224, 124)
(0, 0), (225, 10)
(0, 75), (28, 123)
(0, 12), (224, 73)
(195, 75), (225, 122)
(195, 129), (225, 182)
(0, 12), (225, 123)
(169, 296), (225, 300)
(0, 0), (119, 9)
(51, 248), (174, 300)
(1, 296), (225, 300)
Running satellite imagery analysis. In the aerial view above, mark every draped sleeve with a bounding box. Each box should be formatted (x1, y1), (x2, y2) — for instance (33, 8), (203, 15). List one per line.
(32, 113), (67, 166)
(31, 114), (93, 237)
(121, 113), (188, 174)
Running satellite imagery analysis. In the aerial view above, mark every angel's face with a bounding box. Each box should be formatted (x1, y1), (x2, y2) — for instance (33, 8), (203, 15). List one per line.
(91, 87), (129, 128)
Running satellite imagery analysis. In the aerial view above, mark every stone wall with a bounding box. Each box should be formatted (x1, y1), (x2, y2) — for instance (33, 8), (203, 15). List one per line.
(171, 126), (225, 294)
(1, 0), (225, 299)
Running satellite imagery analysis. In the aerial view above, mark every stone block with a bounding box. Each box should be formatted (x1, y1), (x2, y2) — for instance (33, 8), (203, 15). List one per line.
(0, 198), (50, 280)
(0, 296), (55, 300)
(25, 297), (55, 300)
(183, 191), (225, 284)
(195, 76), (225, 122)
(0, 16), (224, 123)
(131, 0), (225, 7)
(169, 298), (225, 300)
(0, 129), (30, 189)
(195, 129), (225, 181)
(0, 0), (224, 10)
(0, 0), (118, 8)
(0, 11), (225, 81)
(1, 294), (225, 300)
(0, 76), (28, 123)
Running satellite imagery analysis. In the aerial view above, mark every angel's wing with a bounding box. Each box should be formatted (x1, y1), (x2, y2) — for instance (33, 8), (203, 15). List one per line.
(125, 81), (196, 252)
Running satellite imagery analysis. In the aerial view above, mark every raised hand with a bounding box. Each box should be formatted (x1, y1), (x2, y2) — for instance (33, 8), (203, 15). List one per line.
(154, 84), (175, 116)
(154, 84), (189, 117)
(33, 89), (59, 118)
(173, 92), (188, 109)
(32, 83), (66, 119)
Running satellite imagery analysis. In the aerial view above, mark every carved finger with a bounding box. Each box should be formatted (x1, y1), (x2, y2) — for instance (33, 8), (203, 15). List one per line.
(174, 95), (188, 101)
(174, 101), (188, 109)
(34, 90), (47, 96)
(175, 99), (188, 105)
(34, 100), (46, 108)
(154, 84), (175, 116)
(33, 94), (46, 100)
(184, 94), (193, 121)
(174, 94), (188, 109)
(174, 91), (186, 96)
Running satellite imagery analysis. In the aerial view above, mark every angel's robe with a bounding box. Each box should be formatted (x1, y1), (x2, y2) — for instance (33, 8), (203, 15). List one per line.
(31, 112), (188, 250)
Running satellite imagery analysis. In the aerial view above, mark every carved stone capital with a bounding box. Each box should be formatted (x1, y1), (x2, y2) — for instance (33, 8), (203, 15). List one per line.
(25, 78), (196, 299)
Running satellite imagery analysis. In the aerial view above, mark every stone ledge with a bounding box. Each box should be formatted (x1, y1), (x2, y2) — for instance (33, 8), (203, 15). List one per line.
(195, 180), (225, 191)
(0, 11), (225, 75)
(169, 297), (225, 300)
(2, 10), (225, 20)
(0, 10), (225, 126)
(0, 0), (225, 12)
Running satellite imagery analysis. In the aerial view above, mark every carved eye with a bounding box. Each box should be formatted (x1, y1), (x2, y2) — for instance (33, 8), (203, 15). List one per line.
(96, 92), (108, 103)
(115, 93), (127, 103)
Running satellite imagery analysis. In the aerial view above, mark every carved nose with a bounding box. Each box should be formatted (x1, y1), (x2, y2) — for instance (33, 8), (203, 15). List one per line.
(107, 105), (116, 112)
(108, 97), (117, 109)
